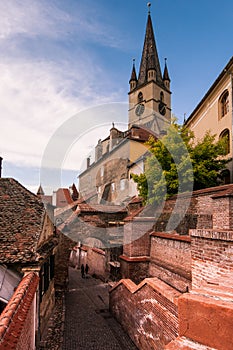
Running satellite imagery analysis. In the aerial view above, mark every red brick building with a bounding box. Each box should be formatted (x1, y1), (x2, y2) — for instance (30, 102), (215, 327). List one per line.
(110, 184), (233, 350)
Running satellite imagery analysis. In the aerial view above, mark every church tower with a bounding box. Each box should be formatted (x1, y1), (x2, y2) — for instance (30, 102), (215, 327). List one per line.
(128, 4), (171, 131)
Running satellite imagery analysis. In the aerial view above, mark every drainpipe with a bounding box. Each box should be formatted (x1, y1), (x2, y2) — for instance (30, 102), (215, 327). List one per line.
(230, 72), (233, 182)
(0, 157), (2, 178)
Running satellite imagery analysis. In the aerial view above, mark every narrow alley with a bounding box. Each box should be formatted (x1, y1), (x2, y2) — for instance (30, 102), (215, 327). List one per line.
(62, 267), (138, 350)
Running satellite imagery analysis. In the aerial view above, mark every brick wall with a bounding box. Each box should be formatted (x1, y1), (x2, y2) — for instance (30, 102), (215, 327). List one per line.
(123, 229), (151, 258)
(149, 232), (191, 293)
(112, 185), (233, 350)
(190, 229), (233, 291)
(120, 257), (150, 284)
(123, 218), (154, 257)
(212, 195), (233, 230)
(152, 188), (230, 234)
(110, 277), (181, 350)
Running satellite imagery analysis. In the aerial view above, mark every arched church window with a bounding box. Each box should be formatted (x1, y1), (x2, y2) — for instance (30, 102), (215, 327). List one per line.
(219, 128), (230, 154)
(219, 90), (229, 119)
(138, 92), (143, 103)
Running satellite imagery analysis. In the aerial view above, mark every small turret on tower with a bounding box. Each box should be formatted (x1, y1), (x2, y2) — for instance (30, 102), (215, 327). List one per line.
(37, 184), (45, 198)
(129, 59), (137, 91)
(163, 58), (170, 90)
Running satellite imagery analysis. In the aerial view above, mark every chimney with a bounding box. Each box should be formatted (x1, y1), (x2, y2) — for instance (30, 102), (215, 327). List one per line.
(0, 157), (2, 178)
(87, 157), (91, 169)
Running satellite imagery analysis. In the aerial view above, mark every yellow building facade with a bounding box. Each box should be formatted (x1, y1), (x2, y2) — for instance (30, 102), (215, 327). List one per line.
(185, 57), (233, 182)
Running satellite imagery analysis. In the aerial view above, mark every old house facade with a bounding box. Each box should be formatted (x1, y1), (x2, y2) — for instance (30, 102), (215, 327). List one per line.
(0, 178), (58, 348)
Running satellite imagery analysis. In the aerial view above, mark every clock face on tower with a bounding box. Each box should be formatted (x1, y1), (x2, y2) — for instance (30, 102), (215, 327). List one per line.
(135, 103), (145, 117)
(158, 102), (166, 116)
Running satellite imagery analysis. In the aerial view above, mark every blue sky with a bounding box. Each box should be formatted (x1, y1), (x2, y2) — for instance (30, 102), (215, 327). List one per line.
(1, 0), (233, 193)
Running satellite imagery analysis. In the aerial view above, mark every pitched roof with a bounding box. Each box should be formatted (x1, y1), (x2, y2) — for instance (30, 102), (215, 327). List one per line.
(138, 13), (163, 86)
(0, 178), (48, 263)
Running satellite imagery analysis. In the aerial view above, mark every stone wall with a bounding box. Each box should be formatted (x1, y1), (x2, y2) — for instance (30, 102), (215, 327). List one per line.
(40, 280), (55, 337)
(55, 230), (76, 290)
(87, 248), (106, 279)
(110, 277), (181, 350)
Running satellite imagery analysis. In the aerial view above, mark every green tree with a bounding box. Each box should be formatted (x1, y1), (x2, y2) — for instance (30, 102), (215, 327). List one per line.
(132, 122), (230, 204)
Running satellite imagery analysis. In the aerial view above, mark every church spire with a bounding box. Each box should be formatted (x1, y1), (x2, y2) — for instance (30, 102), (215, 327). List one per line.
(137, 3), (163, 86)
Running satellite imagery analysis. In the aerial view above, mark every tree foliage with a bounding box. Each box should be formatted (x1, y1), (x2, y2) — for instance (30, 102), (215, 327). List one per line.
(132, 122), (231, 204)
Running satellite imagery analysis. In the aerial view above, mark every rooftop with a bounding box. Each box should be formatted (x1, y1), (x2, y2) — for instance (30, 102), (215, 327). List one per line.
(0, 178), (51, 263)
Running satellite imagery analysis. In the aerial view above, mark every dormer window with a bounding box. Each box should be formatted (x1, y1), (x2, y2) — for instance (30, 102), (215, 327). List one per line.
(219, 90), (229, 119)
(138, 92), (143, 103)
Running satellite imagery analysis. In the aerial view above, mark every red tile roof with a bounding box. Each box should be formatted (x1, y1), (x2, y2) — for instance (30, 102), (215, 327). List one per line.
(0, 272), (39, 348)
(0, 178), (49, 263)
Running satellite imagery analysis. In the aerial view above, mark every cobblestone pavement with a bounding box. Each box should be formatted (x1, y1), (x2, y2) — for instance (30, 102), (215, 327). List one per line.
(62, 267), (138, 350)
(39, 291), (64, 350)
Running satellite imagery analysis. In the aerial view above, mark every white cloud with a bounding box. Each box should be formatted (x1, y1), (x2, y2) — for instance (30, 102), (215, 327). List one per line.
(0, 57), (124, 168)
(0, 1), (128, 192)
(0, 0), (71, 40)
(0, 0), (124, 49)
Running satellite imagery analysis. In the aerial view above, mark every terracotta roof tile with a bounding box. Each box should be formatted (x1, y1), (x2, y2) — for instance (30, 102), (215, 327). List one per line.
(0, 178), (46, 263)
(0, 272), (39, 347)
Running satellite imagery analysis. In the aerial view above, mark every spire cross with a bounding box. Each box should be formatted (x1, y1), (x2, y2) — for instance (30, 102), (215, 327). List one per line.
(147, 2), (151, 14)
